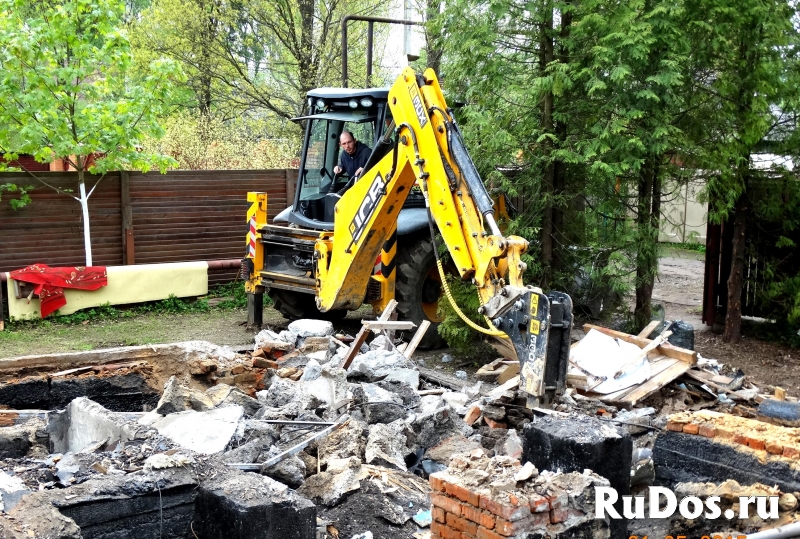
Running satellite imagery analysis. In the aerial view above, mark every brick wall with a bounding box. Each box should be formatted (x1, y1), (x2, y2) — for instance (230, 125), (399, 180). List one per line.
(428, 454), (609, 539)
(666, 410), (800, 459)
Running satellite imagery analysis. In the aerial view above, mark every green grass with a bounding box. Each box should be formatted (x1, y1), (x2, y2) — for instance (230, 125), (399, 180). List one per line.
(0, 282), (276, 357)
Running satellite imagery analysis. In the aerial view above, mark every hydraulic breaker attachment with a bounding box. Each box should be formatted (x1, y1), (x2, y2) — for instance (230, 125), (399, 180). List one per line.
(484, 286), (573, 407)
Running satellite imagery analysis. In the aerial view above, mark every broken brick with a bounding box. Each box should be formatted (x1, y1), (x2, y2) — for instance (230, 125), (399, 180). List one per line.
(464, 404), (482, 426)
(683, 423), (700, 435)
(252, 357), (279, 369)
(433, 507), (447, 523)
(446, 512), (478, 535)
(483, 417), (507, 430)
(495, 513), (547, 536)
(666, 421), (684, 432)
(766, 441), (784, 455)
(432, 493), (462, 516)
(529, 494), (549, 513)
(431, 521), (462, 539)
(698, 424), (715, 438)
(783, 446), (799, 459)
(479, 495), (530, 521)
(430, 472), (448, 493)
(461, 504), (496, 530)
(445, 481), (481, 507)
(747, 437), (766, 451)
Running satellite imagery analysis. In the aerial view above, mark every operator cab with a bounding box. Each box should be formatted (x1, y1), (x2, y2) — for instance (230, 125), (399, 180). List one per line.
(286, 87), (392, 230)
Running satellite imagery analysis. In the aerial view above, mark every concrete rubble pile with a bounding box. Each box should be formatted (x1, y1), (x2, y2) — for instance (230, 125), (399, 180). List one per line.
(2, 317), (800, 538)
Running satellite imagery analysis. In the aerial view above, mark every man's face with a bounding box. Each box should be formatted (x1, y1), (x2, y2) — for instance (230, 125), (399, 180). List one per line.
(340, 135), (356, 155)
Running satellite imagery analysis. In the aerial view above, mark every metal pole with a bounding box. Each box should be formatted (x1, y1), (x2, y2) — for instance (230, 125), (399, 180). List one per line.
(366, 21), (374, 88)
(341, 15), (425, 88)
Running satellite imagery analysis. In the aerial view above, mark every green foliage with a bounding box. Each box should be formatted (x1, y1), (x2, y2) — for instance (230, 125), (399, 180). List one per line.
(130, 0), (389, 121)
(437, 275), (485, 353)
(140, 110), (297, 170)
(0, 182), (33, 209)
(0, 0), (184, 175)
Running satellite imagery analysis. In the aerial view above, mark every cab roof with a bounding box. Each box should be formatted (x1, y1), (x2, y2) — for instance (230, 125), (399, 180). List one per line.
(307, 87), (390, 100)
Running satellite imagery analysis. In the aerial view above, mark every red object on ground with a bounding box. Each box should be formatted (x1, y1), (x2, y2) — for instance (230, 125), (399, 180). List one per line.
(9, 264), (108, 318)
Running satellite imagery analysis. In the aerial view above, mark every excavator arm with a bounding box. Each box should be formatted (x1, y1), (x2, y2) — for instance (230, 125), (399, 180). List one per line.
(314, 67), (572, 406)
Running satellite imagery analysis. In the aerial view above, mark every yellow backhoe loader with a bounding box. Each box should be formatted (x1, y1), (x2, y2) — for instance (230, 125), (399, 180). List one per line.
(243, 67), (572, 406)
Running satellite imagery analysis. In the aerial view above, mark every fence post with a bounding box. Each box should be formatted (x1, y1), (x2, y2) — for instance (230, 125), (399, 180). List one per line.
(285, 168), (295, 205)
(121, 170), (135, 265)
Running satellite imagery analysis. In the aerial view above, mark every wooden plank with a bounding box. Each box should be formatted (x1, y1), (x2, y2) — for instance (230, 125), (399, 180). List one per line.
(601, 358), (692, 405)
(362, 321), (416, 331)
(403, 320), (430, 359)
(596, 355), (675, 401)
(497, 362), (521, 384)
(583, 324), (697, 364)
(637, 320), (661, 338)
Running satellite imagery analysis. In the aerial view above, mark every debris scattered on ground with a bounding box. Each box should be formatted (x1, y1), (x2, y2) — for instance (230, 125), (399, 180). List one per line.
(1, 315), (798, 538)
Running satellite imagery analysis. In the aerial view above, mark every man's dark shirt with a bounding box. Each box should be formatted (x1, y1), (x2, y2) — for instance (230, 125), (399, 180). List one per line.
(338, 141), (372, 177)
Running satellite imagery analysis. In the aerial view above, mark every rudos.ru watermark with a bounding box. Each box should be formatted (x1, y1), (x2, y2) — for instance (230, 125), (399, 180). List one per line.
(595, 486), (779, 520)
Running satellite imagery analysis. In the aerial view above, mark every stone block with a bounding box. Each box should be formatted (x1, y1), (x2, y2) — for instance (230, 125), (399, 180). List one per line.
(194, 473), (316, 539)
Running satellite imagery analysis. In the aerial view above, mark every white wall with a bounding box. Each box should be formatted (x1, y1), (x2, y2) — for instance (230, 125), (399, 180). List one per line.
(659, 178), (707, 244)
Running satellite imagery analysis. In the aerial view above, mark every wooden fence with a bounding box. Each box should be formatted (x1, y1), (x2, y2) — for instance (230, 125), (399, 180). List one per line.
(0, 169), (295, 286)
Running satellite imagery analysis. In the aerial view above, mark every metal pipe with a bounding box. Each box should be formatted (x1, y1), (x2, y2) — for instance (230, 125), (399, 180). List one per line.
(366, 21), (374, 87)
(341, 15), (424, 87)
(746, 521), (800, 539)
(248, 420), (335, 426)
(206, 259), (241, 269)
(227, 418), (348, 471)
(2, 259), (240, 277)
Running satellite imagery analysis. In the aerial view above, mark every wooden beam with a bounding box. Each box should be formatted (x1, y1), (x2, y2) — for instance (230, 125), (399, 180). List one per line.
(637, 320), (661, 338)
(362, 320), (416, 331)
(403, 320), (430, 359)
(583, 324), (697, 364)
(340, 325), (370, 370)
(121, 171), (135, 265)
(341, 301), (399, 370)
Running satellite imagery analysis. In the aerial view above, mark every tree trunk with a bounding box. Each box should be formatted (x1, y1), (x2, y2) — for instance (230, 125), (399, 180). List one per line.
(76, 162), (93, 267)
(723, 190), (748, 343)
(297, 0), (315, 96)
(425, 0), (443, 75)
(634, 156), (659, 330)
(551, 2), (571, 274)
(539, 7), (555, 287)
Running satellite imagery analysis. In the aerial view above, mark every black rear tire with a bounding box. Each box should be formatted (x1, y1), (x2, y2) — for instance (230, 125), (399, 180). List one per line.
(395, 235), (447, 349)
(268, 289), (348, 321)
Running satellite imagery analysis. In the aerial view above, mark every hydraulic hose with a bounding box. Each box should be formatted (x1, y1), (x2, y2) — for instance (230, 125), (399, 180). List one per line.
(417, 171), (505, 337)
(433, 257), (506, 337)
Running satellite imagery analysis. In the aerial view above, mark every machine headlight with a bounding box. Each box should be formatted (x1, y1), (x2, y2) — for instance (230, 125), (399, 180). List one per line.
(316, 99), (326, 109)
(360, 98), (373, 108)
(348, 99), (359, 109)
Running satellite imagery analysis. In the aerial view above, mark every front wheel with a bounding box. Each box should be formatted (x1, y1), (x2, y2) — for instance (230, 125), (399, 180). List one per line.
(395, 235), (447, 349)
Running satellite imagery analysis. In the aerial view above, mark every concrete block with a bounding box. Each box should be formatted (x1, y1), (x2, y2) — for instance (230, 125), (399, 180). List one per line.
(194, 473), (316, 539)
(142, 405), (243, 454)
(0, 470), (30, 512)
(48, 397), (139, 454)
(11, 466), (197, 539)
(521, 415), (631, 537)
